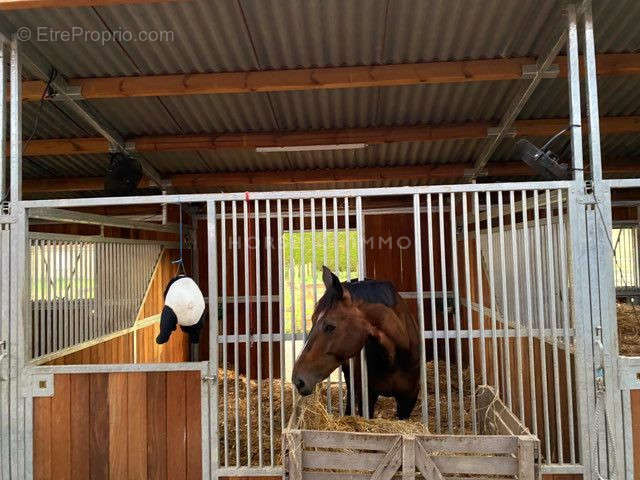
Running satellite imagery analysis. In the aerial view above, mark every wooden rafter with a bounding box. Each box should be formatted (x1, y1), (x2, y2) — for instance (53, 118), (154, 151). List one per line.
(21, 158), (640, 194)
(20, 116), (640, 157)
(19, 53), (640, 101)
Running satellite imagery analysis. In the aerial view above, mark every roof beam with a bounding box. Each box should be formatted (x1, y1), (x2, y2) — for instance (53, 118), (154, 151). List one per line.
(20, 115), (640, 157)
(21, 158), (640, 194)
(0, 0), (189, 10)
(19, 53), (640, 101)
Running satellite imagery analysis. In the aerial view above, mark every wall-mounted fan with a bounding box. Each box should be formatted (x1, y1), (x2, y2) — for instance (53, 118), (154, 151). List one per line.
(515, 126), (575, 180)
(104, 152), (143, 196)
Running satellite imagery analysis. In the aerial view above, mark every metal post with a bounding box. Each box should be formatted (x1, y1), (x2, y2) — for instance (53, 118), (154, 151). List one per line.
(582, 1), (603, 182)
(206, 200), (218, 479)
(567, 186), (595, 480)
(9, 36), (21, 203)
(566, 4), (584, 181)
(0, 40), (6, 203)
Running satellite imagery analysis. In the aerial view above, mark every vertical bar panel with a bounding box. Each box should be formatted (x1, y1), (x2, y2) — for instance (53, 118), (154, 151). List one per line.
(426, 194), (441, 433)
(333, 197), (344, 415)
(497, 191), (512, 409)
(509, 191), (525, 423)
(412, 194), (428, 425)
(557, 190), (576, 462)
(288, 199), (296, 404)
(345, 197), (356, 416)
(462, 193), (477, 433)
(207, 201), (219, 477)
(242, 199), (251, 466)
(473, 192), (487, 385)
(265, 200), (275, 466)
(449, 193), (465, 432)
(321, 198), (332, 413)
(220, 201), (229, 467)
(521, 191), (538, 436)
(254, 199), (263, 467)
(299, 199), (306, 343)
(231, 201), (240, 466)
(438, 193), (453, 433)
(277, 199), (286, 431)
(485, 192), (499, 393)
(533, 190), (552, 462)
(545, 190), (564, 463)
(355, 196), (369, 419)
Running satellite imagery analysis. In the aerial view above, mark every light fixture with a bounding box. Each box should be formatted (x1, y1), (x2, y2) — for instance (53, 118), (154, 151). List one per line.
(256, 143), (367, 153)
(515, 125), (577, 180)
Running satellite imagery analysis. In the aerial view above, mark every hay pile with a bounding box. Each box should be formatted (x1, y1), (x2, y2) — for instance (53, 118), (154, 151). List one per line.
(618, 302), (640, 355)
(216, 361), (472, 466)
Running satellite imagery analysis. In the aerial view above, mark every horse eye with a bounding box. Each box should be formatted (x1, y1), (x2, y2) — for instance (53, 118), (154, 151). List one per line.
(323, 323), (335, 334)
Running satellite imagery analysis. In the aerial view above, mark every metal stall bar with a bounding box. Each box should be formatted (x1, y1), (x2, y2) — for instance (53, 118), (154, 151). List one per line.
(412, 194), (428, 426)
(462, 193), (477, 433)
(333, 197), (344, 415)
(321, 198), (332, 413)
(299, 199), (306, 345)
(497, 192), (512, 409)
(344, 197), (356, 416)
(207, 200), (218, 480)
(355, 196), (369, 419)
(265, 200), (275, 466)
(449, 193), (465, 432)
(232, 201), (240, 466)
(243, 199), (251, 466)
(485, 192), (500, 394)
(533, 190), (552, 462)
(557, 189), (576, 462)
(426, 194), (441, 433)
(220, 201), (229, 467)
(473, 192), (487, 386)
(521, 191), (538, 437)
(277, 199), (286, 431)
(545, 190), (564, 463)
(438, 193), (453, 432)
(254, 199), (263, 467)
(288, 199), (296, 408)
(509, 191), (525, 424)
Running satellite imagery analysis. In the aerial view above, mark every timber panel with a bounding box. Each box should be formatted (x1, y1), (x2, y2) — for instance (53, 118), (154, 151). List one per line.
(33, 371), (201, 480)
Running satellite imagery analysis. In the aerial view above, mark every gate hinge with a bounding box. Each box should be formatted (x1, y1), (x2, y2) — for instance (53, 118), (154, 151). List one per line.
(24, 372), (54, 397)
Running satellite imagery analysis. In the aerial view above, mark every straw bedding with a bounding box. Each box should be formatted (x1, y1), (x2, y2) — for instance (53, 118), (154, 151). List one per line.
(216, 361), (472, 466)
(618, 302), (640, 355)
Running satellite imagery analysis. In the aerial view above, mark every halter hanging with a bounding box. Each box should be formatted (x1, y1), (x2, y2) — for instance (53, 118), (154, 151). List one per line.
(171, 203), (186, 275)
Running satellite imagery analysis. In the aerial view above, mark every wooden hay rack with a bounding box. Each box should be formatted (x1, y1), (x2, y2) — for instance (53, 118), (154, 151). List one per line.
(283, 386), (540, 480)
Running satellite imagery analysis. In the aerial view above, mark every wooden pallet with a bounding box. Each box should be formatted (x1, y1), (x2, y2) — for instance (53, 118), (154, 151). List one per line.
(283, 385), (540, 480)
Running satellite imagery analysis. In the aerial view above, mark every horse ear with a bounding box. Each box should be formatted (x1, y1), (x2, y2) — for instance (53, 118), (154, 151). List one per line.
(322, 265), (343, 298)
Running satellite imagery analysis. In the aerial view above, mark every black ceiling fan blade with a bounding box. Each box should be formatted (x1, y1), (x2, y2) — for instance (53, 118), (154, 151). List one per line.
(515, 139), (570, 180)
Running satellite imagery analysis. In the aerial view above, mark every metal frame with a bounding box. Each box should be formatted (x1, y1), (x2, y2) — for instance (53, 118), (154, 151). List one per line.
(0, 3), (633, 479)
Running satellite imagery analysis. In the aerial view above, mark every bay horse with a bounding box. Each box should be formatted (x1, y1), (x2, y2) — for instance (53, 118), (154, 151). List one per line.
(292, 266), (429, 419)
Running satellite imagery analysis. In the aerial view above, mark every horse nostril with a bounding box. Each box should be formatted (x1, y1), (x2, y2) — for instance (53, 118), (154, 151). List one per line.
(294, 376), (305, 391)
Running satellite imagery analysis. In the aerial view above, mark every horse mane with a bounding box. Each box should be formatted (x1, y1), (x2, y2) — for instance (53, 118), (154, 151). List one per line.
(316, 278), (398, 314)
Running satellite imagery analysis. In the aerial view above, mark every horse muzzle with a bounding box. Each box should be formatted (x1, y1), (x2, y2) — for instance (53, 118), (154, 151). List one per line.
(292, 373), (314, 396)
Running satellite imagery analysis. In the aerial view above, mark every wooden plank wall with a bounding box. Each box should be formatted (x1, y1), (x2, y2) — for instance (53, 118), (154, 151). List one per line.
(33, 371), (202, 480)
(45, 249), (191, 365)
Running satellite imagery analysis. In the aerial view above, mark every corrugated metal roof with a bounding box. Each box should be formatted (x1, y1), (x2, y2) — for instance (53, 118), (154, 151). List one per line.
(3, 0), (640, 195)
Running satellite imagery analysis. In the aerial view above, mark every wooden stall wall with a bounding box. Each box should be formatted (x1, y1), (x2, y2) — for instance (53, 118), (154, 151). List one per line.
(44, 249), (191, 365)
(33, 371), (202, 480)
